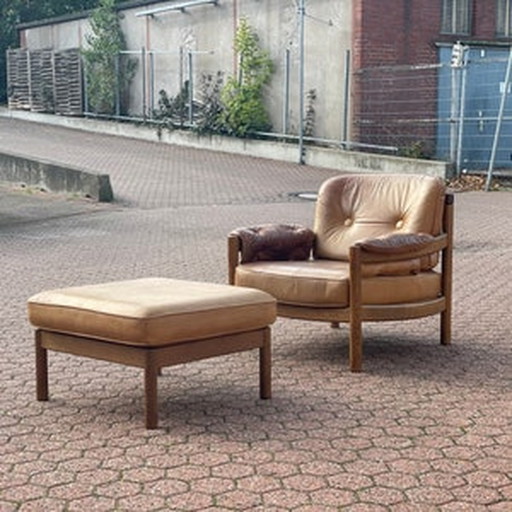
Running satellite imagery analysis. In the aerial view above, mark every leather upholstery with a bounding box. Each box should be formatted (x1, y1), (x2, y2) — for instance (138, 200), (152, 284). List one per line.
(231, 224), (315, 263)
(228, 173), (453, 371)
(359, 233), (434, 254)
(28, 278), (277, 347)
(235, 260), (442, 307)
(313, 174), (444, 272)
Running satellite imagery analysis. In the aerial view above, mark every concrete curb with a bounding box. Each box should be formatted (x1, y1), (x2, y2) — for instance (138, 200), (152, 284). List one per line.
(0, 150), (113, 202)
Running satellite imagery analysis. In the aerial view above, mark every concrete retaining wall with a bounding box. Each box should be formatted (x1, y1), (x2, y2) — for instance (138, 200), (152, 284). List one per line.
(0, 108), (451, 179)
(0, 150), (113, 202)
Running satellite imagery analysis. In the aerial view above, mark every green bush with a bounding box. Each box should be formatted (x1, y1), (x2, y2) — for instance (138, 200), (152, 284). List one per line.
(219, 18), (273, 137)
(82, 0), (135, 115)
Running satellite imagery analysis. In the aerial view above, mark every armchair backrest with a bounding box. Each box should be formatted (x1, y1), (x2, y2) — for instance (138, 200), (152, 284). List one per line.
(313, 174), (446, 262)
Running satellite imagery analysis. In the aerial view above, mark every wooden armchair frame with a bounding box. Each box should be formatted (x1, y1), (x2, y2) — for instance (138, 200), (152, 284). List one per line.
(228, 193), (454, 372)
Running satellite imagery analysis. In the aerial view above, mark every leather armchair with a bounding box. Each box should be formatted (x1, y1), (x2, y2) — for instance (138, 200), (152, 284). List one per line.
(228, 174), (454, 372)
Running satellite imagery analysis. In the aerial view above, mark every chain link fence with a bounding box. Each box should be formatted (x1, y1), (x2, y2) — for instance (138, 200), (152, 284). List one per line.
(354, 45), (512, 178)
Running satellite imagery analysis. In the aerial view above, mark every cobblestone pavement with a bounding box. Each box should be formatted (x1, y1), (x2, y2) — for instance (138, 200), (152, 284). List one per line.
(0, 117), (511, 511)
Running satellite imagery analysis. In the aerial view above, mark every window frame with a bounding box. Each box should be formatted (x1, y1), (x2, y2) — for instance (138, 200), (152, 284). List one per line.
(441, 0), (472, 35)
(497, 0), (512, 37)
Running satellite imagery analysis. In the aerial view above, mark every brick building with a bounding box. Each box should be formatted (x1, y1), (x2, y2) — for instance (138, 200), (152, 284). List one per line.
(352, 0), (512, 167)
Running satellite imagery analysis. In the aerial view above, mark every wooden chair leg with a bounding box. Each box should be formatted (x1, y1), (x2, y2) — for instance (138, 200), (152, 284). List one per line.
(259, 328), (271, 399)
(349, 246), (363, 372)
(35, 330), (49, 401)
(144, 354), (159, 429)
(349, 320), (363, 372)
(441, 193), (453, 347)
(441, 310), (451, 345)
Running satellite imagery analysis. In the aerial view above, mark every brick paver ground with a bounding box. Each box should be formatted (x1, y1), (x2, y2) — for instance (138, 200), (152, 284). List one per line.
(0, 117), (511, 511)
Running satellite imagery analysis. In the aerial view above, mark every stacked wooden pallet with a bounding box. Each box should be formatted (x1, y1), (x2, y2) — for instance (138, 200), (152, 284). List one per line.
(6, 49), (30, 110)
(6, 48), (83, 116)
(54, 49), (83, 116)
(29, 49), (54, 113)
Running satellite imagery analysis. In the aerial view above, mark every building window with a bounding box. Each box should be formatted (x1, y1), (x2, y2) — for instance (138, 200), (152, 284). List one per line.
(441, 0), (472, 34)
(497, 0), (512, 36)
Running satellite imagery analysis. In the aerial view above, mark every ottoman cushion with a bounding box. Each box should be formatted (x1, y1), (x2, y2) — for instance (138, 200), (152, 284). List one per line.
(28, 278), (277, 347)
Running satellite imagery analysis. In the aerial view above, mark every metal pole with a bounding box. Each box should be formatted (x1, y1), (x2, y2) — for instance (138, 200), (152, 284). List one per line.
(149, 51), (155, 118)
(188, 51), (194, 125)
(179, 46), (184, 90)
(283, 48), (290, 134)
(298, 0), (306, 164)
(115, 53), (121, 117)
(449, 66), (459, 164)
(456, 60), (468, 175)
(342, 49), (351, 147)
(141, 47), (147, 120)
(486, 46), (512, 191)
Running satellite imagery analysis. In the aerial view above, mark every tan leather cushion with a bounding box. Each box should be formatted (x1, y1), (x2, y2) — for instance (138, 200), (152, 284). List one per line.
(235, 261), (441, 308)
(28, 278), (277, 347)
(313, 174), (445, 271)
(359, 233), (434, 255)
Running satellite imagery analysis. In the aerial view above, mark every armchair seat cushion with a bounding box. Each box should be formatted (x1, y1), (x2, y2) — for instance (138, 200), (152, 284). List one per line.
(234, 260), (441, 308)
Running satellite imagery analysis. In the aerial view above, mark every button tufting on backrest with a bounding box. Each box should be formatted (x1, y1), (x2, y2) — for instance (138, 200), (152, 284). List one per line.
(313, 174), (445, 261)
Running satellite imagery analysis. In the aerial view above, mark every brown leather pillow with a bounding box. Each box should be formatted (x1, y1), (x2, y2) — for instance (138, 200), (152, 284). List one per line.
(359, 233), (435, 255)
(231, 224), (315, 263)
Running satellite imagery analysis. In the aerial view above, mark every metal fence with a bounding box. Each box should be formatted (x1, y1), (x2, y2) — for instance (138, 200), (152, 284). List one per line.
(81, 46), (366, 154)
(80, 43), (512, 176)
(8, 43), (512, 179)
(354, 45), (512, 180)
(82, 48), (219, 124)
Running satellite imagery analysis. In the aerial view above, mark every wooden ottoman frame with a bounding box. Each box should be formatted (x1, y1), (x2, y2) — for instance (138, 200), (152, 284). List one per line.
(35, 327), (271, 429)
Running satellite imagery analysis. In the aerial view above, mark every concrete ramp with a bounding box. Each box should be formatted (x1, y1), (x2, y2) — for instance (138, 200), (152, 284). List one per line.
(0, 151), (113, 202)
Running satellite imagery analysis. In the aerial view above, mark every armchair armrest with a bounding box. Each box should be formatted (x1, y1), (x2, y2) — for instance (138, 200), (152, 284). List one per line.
(358, 233), (435, 256)
(356, 233), (448, 264)
(229, 224), (315, 263)
(345, 232), (450, 280)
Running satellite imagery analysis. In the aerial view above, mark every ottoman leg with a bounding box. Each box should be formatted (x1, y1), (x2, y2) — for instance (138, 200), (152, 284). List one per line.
(144, 353), (159, 429)
(35, 330), (48, 401)
(259, 327), (271, 399)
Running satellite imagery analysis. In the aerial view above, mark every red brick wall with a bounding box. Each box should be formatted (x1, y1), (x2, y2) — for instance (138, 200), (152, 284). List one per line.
(353, 0), (504, 71)
(474, 0), (497, 39)
(351, 0), (508, 150)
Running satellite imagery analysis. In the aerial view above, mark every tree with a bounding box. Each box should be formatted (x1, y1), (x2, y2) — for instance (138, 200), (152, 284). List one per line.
(82, 0), (135, 115)
(220, 18), (273, 137)
(0, 1), (122, 103)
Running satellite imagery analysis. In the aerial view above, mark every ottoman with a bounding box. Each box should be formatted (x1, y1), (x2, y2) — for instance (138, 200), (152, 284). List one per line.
(28, 278), (277, 428)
